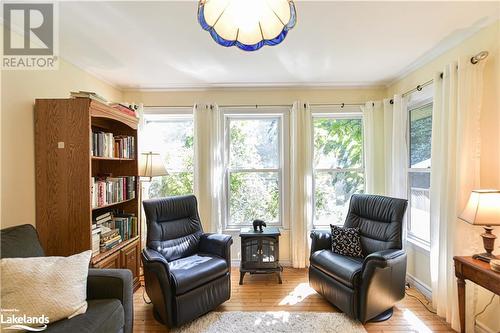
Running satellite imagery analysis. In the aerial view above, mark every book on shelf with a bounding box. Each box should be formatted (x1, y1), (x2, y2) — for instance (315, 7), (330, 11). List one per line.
(91, 131), (135, 159)
(91, 176), (136, 208)
(91, 232), (100, 255)
(70, 91), (108, 104)
(92, 210), (138, 253)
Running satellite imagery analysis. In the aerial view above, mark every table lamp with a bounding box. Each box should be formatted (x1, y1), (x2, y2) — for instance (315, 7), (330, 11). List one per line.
(459, 189), (500, 262)
(139, 152), (168, 181)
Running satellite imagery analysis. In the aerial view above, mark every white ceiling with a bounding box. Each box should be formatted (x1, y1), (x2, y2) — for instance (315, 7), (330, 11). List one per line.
(58, 1), (500, 90)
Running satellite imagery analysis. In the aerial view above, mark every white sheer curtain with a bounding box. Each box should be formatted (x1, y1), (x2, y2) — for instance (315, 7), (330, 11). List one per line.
(135, 103), (148, 249)
(386, 95), (409, 199)
(193, 103), (223, 233)
(361, 102), (376, 194)
(430, 57), (485, 332)
(382, 99), (394, 195)
(290, 101), (313, 268)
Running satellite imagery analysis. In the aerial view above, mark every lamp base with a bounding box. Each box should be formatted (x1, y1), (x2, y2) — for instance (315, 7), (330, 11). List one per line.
(472, 252), (499, 263)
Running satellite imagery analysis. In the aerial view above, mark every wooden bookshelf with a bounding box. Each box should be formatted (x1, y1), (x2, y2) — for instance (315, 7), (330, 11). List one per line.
(92, 198), (136, 211)
(35, 98), (141, 290)
(91, 156), (135, 161)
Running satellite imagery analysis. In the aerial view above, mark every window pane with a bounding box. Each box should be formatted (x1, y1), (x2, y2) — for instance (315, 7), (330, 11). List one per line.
(314, 171), (364, 225)
(143, 119), (194, 172)
(229, 118), (279, 169)
(313, 118), (363, 169)
(410, 104), (432, 168)
(148, 172), (194, 198)
(408, 172), (430, 242)
(229, 172), (279, 225)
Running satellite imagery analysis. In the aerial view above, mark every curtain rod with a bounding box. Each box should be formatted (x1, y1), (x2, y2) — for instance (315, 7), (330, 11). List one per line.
(309, 102), (365, 107)
(144, 105), (194, 109)
(145, 103), (366, 109)
(218, 104), (291, 108)
(389, 50), (489, 104)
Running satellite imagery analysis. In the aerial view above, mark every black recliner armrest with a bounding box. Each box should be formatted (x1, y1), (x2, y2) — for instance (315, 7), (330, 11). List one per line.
(310, 230), (332, 256)
(87, 268), (133, 333)
(141, 248), (175, 326)
(199, 233), (233, 267)
(359, 249), (407, 323)
(361, 249), (405, 271)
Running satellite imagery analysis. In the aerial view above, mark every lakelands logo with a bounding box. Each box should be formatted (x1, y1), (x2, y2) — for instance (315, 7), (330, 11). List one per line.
(2, 2), (59, 69)
(1, 308), (49, 331)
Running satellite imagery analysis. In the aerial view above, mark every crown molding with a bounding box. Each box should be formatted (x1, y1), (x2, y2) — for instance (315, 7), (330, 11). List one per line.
(121, 81), (387, 92)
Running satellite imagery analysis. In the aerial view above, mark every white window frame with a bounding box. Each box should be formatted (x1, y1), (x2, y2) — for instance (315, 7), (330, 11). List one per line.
(142, 107), (195, 195)
(311, 106), (365, 228)
(406, 98), (433, 250)
(221, 107), (290, 230)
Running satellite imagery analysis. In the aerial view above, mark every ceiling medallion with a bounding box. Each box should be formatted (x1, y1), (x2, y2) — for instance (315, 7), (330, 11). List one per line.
(198, 0), (296, 52)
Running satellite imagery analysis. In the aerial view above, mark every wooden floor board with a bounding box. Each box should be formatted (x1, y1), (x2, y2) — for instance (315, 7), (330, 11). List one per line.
(134, 268), (453, 332)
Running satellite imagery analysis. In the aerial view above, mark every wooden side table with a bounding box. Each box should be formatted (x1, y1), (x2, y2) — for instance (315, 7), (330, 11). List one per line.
(239, 227), (283, 285)
(453, 256), (500, 333)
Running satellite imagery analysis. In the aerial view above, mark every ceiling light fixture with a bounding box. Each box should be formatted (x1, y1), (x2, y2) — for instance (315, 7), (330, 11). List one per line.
(198, 0), (296, 52)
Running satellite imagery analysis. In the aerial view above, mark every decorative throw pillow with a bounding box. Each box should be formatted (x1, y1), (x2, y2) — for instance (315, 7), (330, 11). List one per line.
(330, 224), (363, 258)
(0, 250), (92, 329)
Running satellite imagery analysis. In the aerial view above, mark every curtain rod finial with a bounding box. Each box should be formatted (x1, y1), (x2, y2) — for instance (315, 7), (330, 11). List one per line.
(471, 51), (489, 64)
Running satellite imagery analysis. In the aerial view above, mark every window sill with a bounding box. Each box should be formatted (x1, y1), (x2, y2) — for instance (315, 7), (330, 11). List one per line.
(406, 235), (430, 252)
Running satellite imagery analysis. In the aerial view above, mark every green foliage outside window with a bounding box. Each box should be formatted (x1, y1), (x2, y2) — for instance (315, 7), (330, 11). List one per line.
(313, 118), (364, 225)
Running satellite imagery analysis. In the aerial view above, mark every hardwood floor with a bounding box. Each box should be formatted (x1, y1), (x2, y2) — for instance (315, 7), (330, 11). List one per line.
(133, 268), (453, 332)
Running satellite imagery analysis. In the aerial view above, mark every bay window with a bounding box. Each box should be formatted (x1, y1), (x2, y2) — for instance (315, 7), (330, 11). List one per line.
(142, 109), (194, 198)
(313, 113), (365, 226)
(223, 109), (289, 228)
(407, 100), (433, 246)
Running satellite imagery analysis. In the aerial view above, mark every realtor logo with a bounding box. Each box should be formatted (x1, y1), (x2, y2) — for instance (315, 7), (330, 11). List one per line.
(2, 2), (58, 69)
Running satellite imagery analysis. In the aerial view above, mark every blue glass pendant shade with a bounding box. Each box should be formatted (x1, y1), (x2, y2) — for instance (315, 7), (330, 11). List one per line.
(198, 0), (296, 52)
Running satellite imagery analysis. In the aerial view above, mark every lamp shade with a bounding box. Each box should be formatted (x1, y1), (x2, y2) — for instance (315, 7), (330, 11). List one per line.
(198, 0), (296, 51)
(138, 152), (168, 179)
(459, 190), (500, 226)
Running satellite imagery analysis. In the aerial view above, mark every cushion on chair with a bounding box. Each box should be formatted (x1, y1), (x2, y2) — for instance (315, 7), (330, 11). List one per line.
(45, 299), (124, 333)
(310, 250), (363, 288)
(169, 254), (229, 295)
(330, 225), (363, 258)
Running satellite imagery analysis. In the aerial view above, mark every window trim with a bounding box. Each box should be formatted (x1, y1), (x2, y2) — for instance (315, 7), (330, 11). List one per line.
(311, 110), (365, 227)
(221, 108), (290, 230)
(406, 99), (433, 248)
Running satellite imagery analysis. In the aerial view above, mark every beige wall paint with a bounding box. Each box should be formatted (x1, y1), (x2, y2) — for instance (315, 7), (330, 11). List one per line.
(1, 60), (123, 229)
(387, 20), (500, 332)
(123, 87), (385, 107)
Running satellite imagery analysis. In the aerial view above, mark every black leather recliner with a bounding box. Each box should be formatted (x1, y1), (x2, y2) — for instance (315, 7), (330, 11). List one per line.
(141, 195), (233, 327)
(309, 194), (408, 323)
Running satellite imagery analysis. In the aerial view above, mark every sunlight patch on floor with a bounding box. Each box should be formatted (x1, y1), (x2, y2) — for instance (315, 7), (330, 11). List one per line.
(403, 309), (432, 333)
(278, 283), (316, 305)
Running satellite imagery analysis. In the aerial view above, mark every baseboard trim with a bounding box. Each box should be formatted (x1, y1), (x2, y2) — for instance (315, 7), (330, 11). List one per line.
(476, 319), (497, 333)
(406, 273), (432, 300)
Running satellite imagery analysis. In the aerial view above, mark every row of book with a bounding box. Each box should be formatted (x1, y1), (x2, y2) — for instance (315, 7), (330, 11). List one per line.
(92, 131), (135, 159)
(91, 211), (138, 255)
(91, 176), (136, 208)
